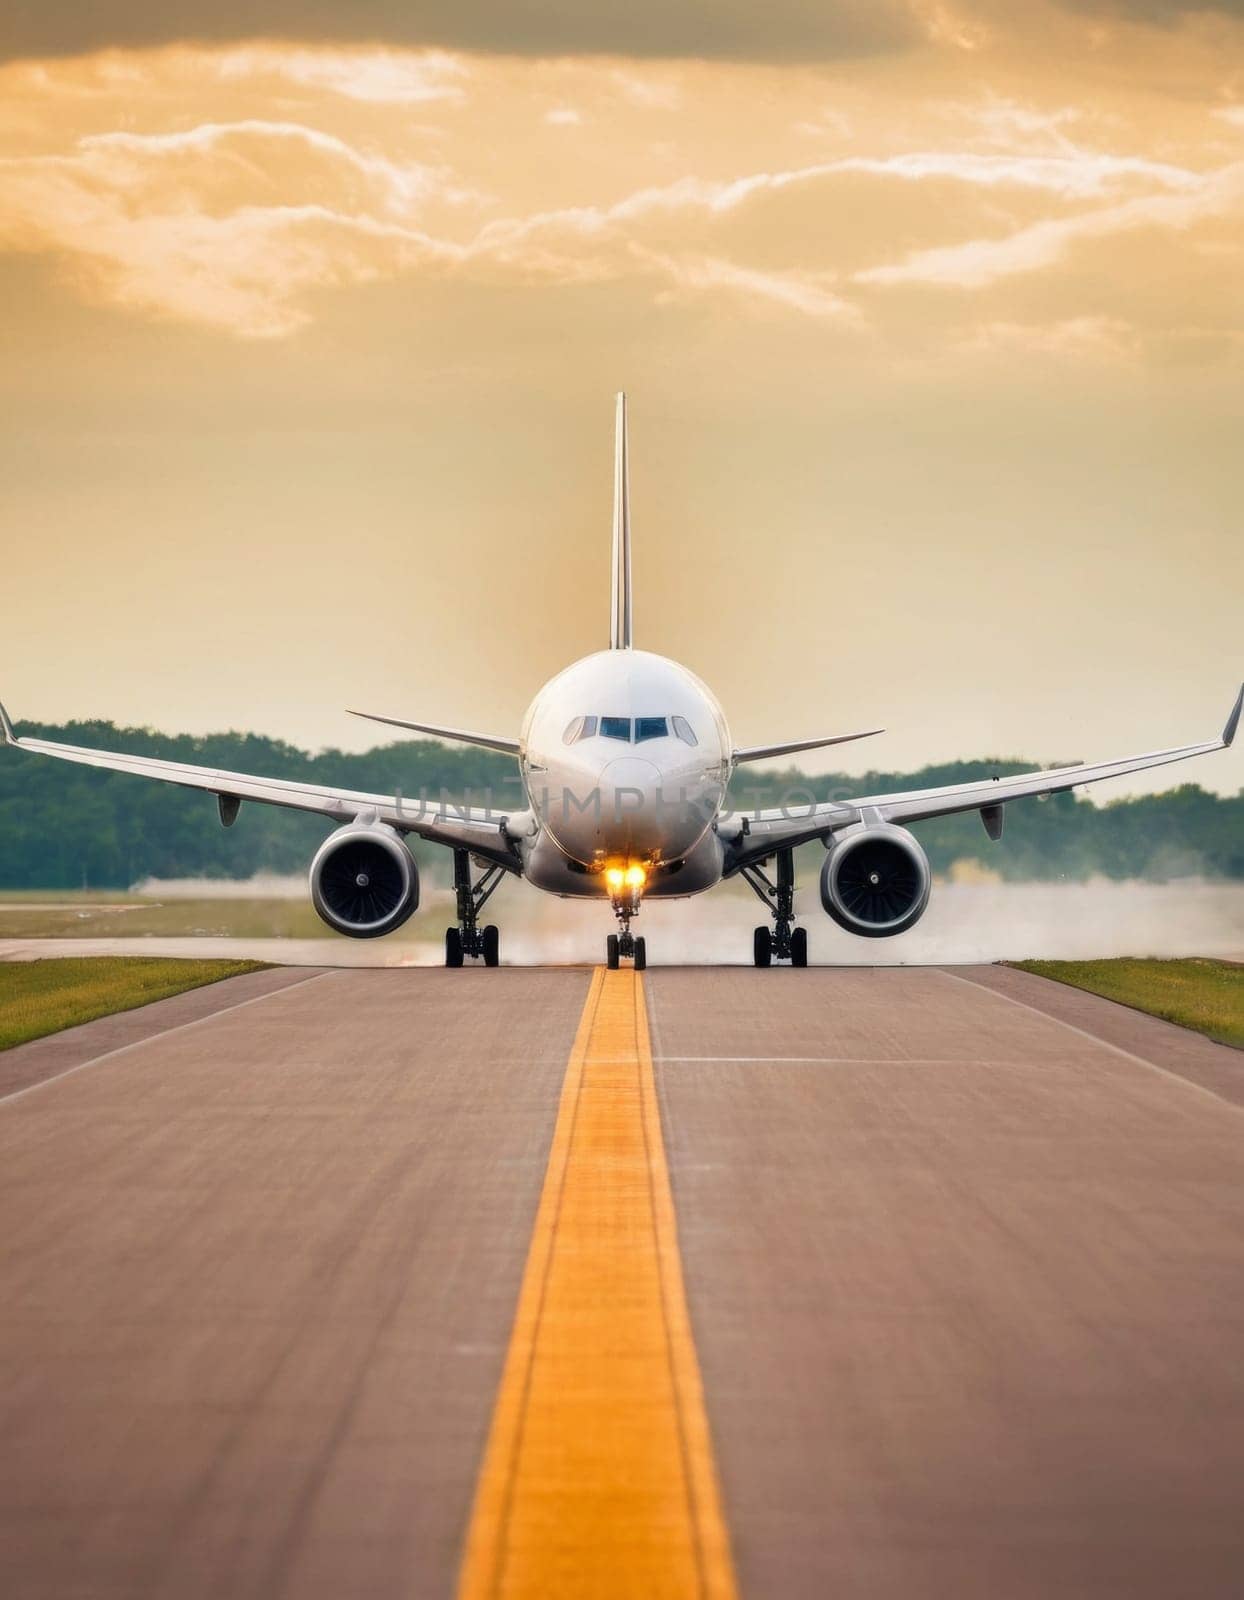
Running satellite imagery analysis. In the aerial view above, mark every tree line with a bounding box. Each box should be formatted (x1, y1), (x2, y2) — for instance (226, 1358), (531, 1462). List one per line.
(0, 720), (1239, 889)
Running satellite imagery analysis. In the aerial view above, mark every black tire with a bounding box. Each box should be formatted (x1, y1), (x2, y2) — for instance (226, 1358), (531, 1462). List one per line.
(445, 926), (464, 968)
(753, 925), (772, 968)
(791, 926), (808, 968)
(633, 936), (647, 972)
(482, 924), (500, 967)
(606, 933), (620, 970)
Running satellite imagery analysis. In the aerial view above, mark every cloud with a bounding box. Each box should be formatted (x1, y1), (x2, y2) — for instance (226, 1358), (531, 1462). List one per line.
(857, 162), (1244, 287)
(4, 99), (1232, 339)
(76, 121), (463, 213)
(2, 43), (470, 105)
(217, 45), (468, 104)
(2, 39), (1238, 357)
(0, 113), (871, 335)
(958, 314), (1141, 360)
(0, 1), (920, 65)
(1055, 1), (1244, 19)
(469, 147), (1201, 256)
(609, 71), (683, 110)
(0, 118), (467, 335)
(636, 247), (861, 321)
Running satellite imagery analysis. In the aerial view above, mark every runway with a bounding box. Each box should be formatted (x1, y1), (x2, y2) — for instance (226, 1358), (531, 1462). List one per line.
(1, 965), (1243, 1598)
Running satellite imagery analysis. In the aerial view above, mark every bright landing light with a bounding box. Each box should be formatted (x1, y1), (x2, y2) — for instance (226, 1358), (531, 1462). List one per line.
(605, 864), (647, 892)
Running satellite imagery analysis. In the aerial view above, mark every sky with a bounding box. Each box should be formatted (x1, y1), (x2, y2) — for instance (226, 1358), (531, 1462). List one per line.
(0, 0), (1241, 795)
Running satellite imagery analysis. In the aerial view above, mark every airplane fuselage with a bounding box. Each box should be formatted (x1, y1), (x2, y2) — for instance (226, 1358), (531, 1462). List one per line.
(519, 648), (732, 899)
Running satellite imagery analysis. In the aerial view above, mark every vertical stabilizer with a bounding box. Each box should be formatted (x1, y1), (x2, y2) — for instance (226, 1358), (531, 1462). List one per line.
(610, 391), (632, 649)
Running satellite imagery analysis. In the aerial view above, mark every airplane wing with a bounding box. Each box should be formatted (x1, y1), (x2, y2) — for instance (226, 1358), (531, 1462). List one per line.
(723, 683), (1243, 866)
(0, 702), (525, 869)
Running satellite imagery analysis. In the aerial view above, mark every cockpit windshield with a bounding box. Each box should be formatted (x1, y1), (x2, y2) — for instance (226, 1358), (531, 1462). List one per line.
(562, 715), (698, 747)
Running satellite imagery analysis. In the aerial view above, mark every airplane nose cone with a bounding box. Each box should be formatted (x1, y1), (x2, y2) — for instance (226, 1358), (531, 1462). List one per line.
(600, 756), (662, 791)
(599, 757), (663, 854)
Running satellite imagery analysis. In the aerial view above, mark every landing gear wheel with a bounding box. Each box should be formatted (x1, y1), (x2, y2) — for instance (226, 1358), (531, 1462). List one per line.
(606, 933), (620, 970)
(445, 927), (464, 968)
(790, 926), (808, 968)
(753, 925), (772, 968)
(633, 936), (647, 972)
(482, 924), (500, 968)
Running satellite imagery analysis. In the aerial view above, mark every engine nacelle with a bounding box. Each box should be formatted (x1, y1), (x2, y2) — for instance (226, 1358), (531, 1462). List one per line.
(310, 823), (419, 939)
(820, 822), (930, 939)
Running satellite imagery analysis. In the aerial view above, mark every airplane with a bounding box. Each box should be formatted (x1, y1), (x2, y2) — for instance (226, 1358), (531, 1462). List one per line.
(2, 393), (1240, 969)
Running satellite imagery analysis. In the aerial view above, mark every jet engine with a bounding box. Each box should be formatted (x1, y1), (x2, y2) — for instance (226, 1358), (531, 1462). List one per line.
(820, 822), (930, 938)
(310, 823), (419, 939)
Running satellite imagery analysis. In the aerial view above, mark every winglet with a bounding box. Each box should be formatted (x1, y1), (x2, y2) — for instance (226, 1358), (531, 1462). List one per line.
(610, 391), (632, 649)
(1224, 682), (1244, 748)
(0, 700), (16, 746)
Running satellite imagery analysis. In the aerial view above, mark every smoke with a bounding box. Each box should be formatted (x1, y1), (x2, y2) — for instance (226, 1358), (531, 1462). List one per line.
(130, 871), (309, 899)
(16, 877), (1242, 967)
(495, 878), (1244, 966)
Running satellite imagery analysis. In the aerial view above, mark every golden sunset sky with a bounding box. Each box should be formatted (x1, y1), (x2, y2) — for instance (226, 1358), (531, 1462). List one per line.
(1, 1), (1241, 792)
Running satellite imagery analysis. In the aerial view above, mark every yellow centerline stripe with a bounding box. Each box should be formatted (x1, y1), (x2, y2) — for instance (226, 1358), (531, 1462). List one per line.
(457, 966), (738, 1600)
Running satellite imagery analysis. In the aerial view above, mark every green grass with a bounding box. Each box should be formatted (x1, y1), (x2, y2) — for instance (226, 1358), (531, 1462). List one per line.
(0, 891), (452, 940)
(0, 894), (328, 939)
(1012, 958), (1244, 1050)
(0, 957), (269, 1052)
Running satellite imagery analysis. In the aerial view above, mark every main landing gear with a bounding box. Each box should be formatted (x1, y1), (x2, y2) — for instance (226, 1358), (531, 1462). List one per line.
(444, 848), (503, 967)
(742, 847), (808, 968)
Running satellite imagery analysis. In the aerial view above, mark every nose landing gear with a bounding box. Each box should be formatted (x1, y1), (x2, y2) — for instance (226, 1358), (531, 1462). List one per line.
(444, 848), (504, 967)
(742, 847), (808, 967)
(606, 926), (646, 971)
(605, 886), (647, 970)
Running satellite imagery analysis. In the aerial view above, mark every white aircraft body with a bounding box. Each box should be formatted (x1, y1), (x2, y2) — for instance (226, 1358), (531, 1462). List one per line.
(3, 395), (1239, 968)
